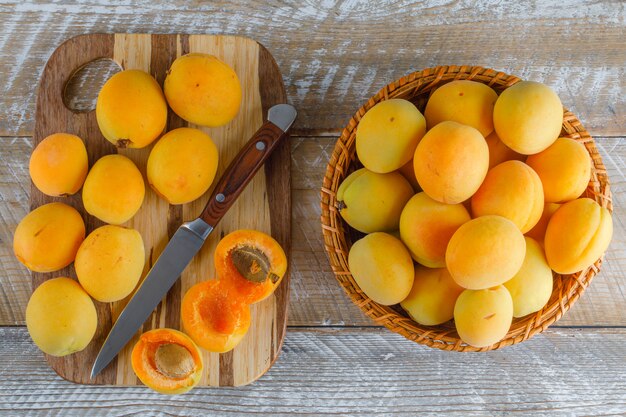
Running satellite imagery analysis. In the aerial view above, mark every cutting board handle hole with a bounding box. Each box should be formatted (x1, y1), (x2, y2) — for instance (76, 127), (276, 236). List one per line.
(63, 58), (122, 113)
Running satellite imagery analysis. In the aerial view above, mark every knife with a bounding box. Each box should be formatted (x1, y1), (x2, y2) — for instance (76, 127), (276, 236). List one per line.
(90, 103), (297, 379)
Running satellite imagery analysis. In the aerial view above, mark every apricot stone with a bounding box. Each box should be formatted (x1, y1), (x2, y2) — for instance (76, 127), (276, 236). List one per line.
(485, 130), (525, 169)
(526, 137), (591, 203)
(356, 99), (426, 173)
(348, 233), (414, 305)
(164, 53), (242, 127)
(471, 160), (544, 233)
(82, 154), (145, 225)
(96, 69), (167, 148)
(75, 225), (145, 302)
(400, 266), (464, 326)
(493, 81), (563, 155)
(13, 202), (85, 273)
(525, 202), (561, 243)
(414, 121), (489, 204)
(337, 168), (414, 233)
(545, 198), (612, 274)
(446, 215), (526, 290)
(26, 277), (97, 356)
(399, 192), (470, 268)
(424, 80), (498, 136)
(29, 133), (88, 197)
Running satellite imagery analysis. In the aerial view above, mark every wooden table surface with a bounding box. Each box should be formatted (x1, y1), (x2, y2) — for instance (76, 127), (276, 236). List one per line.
(1, 2), (624, 416)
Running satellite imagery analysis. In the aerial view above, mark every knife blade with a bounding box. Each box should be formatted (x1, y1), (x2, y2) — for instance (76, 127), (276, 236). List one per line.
(91, 103), (297, 379)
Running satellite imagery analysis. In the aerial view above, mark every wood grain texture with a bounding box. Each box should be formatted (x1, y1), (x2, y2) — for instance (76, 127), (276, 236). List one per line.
(1, 327), (625, 416)
(0, 1), (624, 137)
(27, 34), (290, 386)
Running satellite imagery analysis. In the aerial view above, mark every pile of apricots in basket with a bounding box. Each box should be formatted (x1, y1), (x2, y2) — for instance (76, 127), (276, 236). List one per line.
(339, 79), (613, 348)
(13, 53), (287, 394)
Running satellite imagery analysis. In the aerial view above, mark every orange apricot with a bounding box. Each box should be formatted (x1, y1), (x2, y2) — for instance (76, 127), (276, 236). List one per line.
(525, 202), (561, 243)
(397, 158), (421, 192)
(485, 130), (525, 169)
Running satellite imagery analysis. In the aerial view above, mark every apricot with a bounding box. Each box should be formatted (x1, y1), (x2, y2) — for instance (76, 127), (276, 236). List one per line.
(399, 192), (470, 268)
(504, 237), (553, 318)
(356, 99), (426, 173)
(454, 285), (513, 348)
(337, 168), (414, 233)
(446, 215), (526, 290)
(526, 137), (591, 203)
(75, 225), (145, 302)
(471, 160), (544, 233)
(96, 69), (167, 148)
(348, 232), (414, 305)
(132, 328), (203, 395)
(397, 158), (421, 192)
(182, 279), (251, 353)
(147, 127), (219, 205)
(413, 121), (489, 204)
(29, 133), (88, 197)
(424, 80), (498, 136)
(485, 130), (525, 169)
(493, 81), (563, 155)
(26, 277), (97, 356)
(82, 154), (145, 225)
(164, 53), (242, 127)
(400, 266), (464, 326)
(13, 203), (85, 272)
(545, 198), (612, 274)
(525, 203), (561, 243)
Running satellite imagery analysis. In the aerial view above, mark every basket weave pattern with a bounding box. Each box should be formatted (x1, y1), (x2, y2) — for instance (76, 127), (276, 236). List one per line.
(320, 65), (613, 351)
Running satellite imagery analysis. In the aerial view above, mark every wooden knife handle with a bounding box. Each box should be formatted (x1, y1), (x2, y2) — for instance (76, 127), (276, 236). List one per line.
(199, 121), (287, 226)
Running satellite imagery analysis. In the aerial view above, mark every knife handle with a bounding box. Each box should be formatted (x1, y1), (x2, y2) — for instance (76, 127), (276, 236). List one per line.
(199, 121), (287, 227)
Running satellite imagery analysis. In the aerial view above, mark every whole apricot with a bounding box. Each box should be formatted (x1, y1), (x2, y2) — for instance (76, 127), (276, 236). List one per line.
(399, 192), (470, 268)
(471, 160), (544, 233)
(485, 130), (524, 169)
(446, 215), (526, 290)
(337, 168), (414, 233)
(493, 81), (563, 155)
(525, 202), (561, 243)
(413, 121), (489, 204)
(164, 53), (242, 127)
(400, 266), (464, 326)
(29, 133), (88, 197)
(356, 99), (426, 173)
(454, 286), (513, 348)
(82, 154), (145, 225)
(526, 137), (591, 203)
(348, 233), (414, 305)
(13, 202), (85, 273)
(26, 277), (97, 356)
(75, 225), (145, 302)
(425, 80), (498, 136)
(545, 198), (612, 274)
(96, 69), (167, 148)
(147, 127), (219, 205)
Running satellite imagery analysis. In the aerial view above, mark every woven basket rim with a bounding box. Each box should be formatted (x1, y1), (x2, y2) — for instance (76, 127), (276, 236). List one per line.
(320, 65), (613, 352)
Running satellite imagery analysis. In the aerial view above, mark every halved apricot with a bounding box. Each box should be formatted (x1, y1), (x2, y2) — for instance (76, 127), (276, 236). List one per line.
(214, 229), (287, 304)
(131, 328), (203, 395)
(181, 280), (251, 353)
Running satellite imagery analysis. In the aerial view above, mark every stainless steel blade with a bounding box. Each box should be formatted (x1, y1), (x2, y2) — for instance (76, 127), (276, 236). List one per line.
(268, 104), (297, 132)
(90, 218), (212, 379)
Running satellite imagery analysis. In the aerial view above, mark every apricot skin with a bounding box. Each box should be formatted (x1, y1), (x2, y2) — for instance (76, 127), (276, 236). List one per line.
(399, 192), (470, 268)
(397, 158), (421, 191)
(425, 80), (498, 137)
(545, 198), (612, 274)
(26, 278), (97, 357)
(446, 215), (526, 290)
(525, 203), (561, 243)
(82, 154), (145, 225)
(414, 121), (489, 204)
(75, 225), (145, 302)
(96, 69), (167, 148)
(526, 137), (591, 203)
(29, 133), (88, 197)
(148, 128), (219, 205)
(471, 160), (544, 233)
(13, 202), (85, 273)
(164, 53), (242, 127)
(485, 131), (525, 169)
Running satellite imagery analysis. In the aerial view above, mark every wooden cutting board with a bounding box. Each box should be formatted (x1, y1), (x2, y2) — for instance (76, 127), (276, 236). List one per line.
(31, 34), (290, 387)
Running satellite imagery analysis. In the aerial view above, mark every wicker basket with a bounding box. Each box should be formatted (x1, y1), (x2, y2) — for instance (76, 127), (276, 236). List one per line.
(320, 65), (613, 352)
